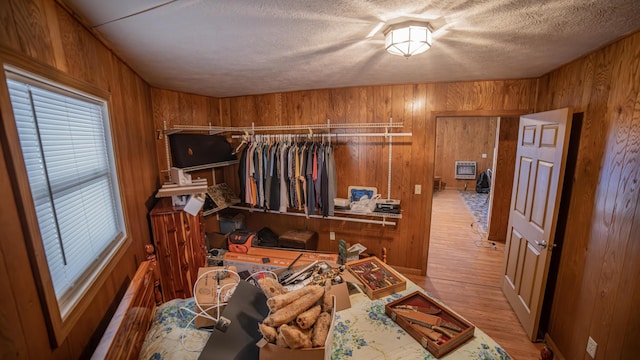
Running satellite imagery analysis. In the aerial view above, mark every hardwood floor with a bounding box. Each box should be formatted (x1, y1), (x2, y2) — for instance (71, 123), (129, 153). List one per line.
(403, 189), (544, 360)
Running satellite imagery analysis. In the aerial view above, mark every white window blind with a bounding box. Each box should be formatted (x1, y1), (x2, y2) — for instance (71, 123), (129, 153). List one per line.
(6, 71), (125, 317)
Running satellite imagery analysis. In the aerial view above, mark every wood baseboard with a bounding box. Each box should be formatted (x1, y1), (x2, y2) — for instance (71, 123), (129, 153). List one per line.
(392, 265), (422, 275)
(543, 333), (566, 360)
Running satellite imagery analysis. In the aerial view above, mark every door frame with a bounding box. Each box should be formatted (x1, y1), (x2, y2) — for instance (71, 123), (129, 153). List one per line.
(423, 110), (530, 276)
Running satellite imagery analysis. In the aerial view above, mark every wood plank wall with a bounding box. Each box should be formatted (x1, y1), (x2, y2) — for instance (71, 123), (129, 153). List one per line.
(151, 88), (222, 183)
(151, 82), (537, 274)
(434, 116), (497, 190)
(486, 117), (519, 242)
(4, 2), (635, 359)
(0, 1), (158, 359)
(536, 31), (640, 358)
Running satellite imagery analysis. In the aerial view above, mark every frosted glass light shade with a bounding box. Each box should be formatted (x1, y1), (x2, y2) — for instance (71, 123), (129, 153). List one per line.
(384, 21), (432, 58)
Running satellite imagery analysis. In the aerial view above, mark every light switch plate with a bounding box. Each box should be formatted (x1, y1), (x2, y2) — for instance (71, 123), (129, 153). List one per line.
(415, 184), (422, 194)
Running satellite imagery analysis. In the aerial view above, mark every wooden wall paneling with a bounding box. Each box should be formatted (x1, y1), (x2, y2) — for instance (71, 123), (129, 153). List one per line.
(235, 95), (259, 125)
(41, 0), (67, 72)
(342, 87), (365, 188)
(327, 87), (346, 125)
(129, 68), (158, 258)
(151, 88), (179, 180)
(154, 80), (537, 273)
(434, 117), (445, 183)
(539, 32), (640, 359)
(0, 248), (28, 359)
(408, 84), (429, 273)
(0, 0), (159, 357)
(0, 1), (19, 52)
(444, 81), (466, 110)
(359, 86), (377, 189)
(178, 92), (195, 124)
(0, 144), (41, 359)
(618, 189), (640, 356)
(434, 117), (497, 190)
(542, 47), (608, 358)
(583, 37), (640, 359)
(113, 62), (158, 261)
(308, 89), (328, 124)
(543, 39), (615, 358)
(135, 72), (160, 212)
(598, 82), (640, 358)
(487, 116), (518, 242)
(188, 93), (209, 124)
(8, 0), (56, 67)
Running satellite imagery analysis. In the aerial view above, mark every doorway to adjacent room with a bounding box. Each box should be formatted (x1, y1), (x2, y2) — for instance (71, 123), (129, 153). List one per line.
(419, 115), (543, 359)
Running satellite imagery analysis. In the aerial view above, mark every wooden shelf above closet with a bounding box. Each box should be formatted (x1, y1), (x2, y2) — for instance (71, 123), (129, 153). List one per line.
(176, 159), (239, 173)
(228, 205), (399, 226)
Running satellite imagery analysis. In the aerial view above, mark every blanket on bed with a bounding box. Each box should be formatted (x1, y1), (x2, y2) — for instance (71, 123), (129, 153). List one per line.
(138, 298), (210, 360)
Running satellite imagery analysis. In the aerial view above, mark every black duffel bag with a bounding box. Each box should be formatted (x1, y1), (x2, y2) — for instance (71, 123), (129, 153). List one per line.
(169, 134), (235, 168)
(256, 227), (279, 247)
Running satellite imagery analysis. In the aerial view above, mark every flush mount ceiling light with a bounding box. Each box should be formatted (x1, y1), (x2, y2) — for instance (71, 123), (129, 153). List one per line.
(384, 21), (432, 58)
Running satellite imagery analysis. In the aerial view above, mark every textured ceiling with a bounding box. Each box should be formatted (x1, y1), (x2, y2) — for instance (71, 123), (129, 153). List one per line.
(63, 0), (640, 98)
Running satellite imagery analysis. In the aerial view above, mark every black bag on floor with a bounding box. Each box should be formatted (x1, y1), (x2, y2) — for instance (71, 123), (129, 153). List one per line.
(476, 170), (491, 193)
(256, 227), (279, 247)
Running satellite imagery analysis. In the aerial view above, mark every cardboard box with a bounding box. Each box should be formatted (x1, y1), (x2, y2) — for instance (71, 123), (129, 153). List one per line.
(223, 252), (294, 275)
(270, 265), (352, 312)
(248, 247), (338, 264)
(258, 296), (336, 360)
(194, 266), (239, 328)
(346, 256), (406, 300)
(224, 248), (339, 276)
(384, 291), (475, 358)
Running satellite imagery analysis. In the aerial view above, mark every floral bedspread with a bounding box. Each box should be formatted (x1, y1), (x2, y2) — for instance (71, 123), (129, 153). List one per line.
(138, 282), (511, 360)
(138, 298), (210, 360)
(330, 282), (511, 360)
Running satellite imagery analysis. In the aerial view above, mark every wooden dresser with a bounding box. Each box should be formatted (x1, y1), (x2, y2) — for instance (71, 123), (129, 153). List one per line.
(150, 198), (207, 301)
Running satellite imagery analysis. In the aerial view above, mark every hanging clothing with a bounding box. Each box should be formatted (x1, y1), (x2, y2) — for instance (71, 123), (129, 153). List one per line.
(236, 136), (337, 216)
(279, 141), (289, 212)
(315, 144), (325, 213)
(268, 142), (280, 210)
(326, 145), (337, 216)
(305, 142), (316, 214)
(320, 146), (329, 217)
(238, 145), (247, 203)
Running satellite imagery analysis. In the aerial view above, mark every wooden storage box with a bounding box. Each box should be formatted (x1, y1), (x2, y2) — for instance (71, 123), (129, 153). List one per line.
(384, 291), (475, 358)
(278, 229), (318, 250)
(346, 256), (406, 299)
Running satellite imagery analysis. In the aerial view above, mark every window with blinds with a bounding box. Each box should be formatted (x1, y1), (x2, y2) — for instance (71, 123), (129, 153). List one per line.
(5, 69), (126, 319)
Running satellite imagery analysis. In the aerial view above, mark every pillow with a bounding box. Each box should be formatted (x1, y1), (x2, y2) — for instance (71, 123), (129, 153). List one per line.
(138, 298), (211, 360)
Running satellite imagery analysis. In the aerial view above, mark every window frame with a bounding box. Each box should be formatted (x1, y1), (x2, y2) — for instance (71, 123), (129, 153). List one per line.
(0, 52), (131, 347)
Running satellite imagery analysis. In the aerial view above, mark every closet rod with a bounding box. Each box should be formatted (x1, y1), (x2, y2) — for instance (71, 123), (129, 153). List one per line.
(230, 132), (412, 139)
(165, 121), (404, 133)
(228, 205), (396, 226)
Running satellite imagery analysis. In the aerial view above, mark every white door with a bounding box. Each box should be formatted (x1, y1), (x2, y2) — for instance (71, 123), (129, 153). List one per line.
(501, 108), (573, 340)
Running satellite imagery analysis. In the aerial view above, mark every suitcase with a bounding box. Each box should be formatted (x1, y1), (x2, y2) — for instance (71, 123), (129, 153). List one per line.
(278, 230), (318, 250)
(169, 134), (235, 168)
